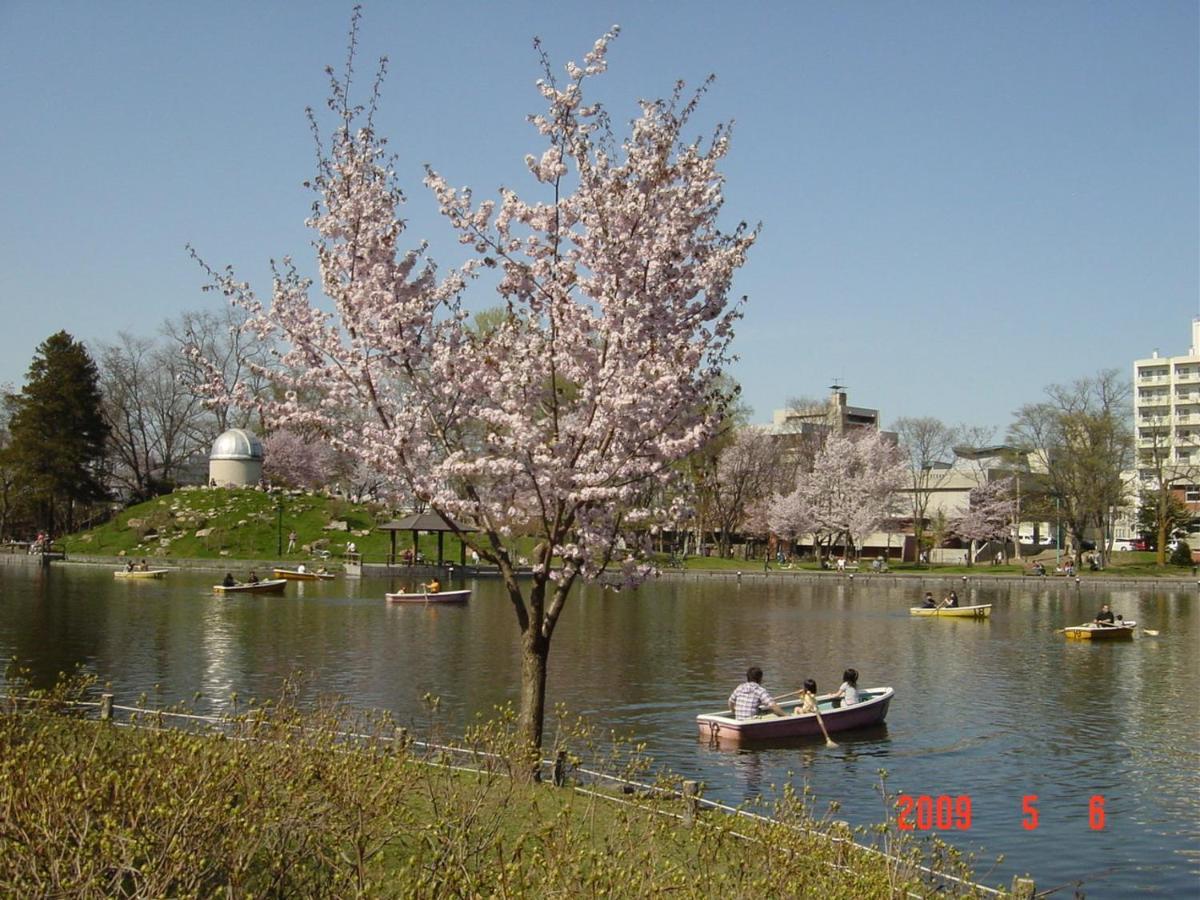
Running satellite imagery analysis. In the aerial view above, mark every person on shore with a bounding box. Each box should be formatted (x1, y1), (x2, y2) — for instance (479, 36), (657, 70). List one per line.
(1094, 604), (1116, 626)
(287, 530), (297, 554)
(833, 668), (860, 707)
(222, 572), (236, 587)
(921, 591), (936, 608)
(728, 666), (787, 719)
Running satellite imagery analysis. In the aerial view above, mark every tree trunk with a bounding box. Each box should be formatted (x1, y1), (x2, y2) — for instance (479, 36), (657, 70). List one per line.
(517, 625), (549, 768)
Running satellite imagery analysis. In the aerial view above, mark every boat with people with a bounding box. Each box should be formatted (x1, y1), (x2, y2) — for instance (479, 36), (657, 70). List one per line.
(696, 686), (893, 744)
(910, 604), (992, 618)
(272, 567), (335, 581)
(212, 579), (288, 594)
(1063, 621), (1137, 640)
(113, 568), (170, 579)
(385, 589), (471, 604)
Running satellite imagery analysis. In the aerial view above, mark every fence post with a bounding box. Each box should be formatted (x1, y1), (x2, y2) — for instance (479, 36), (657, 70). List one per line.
(393, 727), (408, 750)
(100, 693), (113, 722)
(1010, 875), (1035, 899)
(682, 780), (699, 827)
(553, 749), (567, 786)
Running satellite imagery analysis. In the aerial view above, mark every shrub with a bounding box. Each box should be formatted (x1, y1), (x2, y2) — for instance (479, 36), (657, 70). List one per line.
(1169, 540), (1192, 566)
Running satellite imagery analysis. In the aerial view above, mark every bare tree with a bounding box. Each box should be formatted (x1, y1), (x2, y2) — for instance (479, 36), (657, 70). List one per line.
(96, 333), (210, 501)
(709, 428), (782, 557)
(892, 417), (958, 565)
(163, 307), (274, 435)
(1009, 370), (1132, 567)
(1134, 409), (1200, 565)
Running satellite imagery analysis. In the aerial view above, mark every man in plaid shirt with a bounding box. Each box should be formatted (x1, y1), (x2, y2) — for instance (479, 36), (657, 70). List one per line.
(728, 666), (788, 719)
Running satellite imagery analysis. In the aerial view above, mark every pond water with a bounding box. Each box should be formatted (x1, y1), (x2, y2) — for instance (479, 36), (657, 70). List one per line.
(2, 564), (1197, 897)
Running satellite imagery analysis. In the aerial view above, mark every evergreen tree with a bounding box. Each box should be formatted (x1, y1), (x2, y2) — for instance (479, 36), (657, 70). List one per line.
(5, 332), (110, 534)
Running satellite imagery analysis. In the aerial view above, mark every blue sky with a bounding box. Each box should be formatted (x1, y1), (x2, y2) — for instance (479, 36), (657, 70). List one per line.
(1, 1), (1195, 433)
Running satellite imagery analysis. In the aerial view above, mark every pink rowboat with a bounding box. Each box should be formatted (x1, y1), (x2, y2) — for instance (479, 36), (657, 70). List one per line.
(697, 687), (894, 745)
(385, 589), (471, 604)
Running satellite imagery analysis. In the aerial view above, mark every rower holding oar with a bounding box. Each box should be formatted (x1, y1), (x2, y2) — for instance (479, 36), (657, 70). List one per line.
(1094, 604), (1117, 626)
(728, 666), (788, 719)
(795, 678), (837, 748)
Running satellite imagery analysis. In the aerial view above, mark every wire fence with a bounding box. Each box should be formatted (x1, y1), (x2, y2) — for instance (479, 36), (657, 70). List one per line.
(4, 691), (1028, 898)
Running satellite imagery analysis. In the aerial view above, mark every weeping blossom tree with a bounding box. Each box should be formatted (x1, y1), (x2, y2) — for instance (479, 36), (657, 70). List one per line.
(953, 477), (1017, 565)
(195, 19), (756, 751)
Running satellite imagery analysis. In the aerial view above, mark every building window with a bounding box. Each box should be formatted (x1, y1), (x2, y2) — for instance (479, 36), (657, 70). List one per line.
(1187, 487), (1200, 503)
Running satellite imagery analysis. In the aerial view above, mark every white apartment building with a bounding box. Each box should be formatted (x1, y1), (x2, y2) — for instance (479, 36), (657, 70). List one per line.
(1132, 321), (1200, 480)
(1133, 318), (1200, 493)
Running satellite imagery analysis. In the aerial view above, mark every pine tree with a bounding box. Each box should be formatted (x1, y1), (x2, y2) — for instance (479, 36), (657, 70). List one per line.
(5, 331), (110, 534)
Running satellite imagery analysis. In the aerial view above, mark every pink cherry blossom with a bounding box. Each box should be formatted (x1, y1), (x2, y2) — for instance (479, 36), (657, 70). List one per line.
(194, 22), (756, 750)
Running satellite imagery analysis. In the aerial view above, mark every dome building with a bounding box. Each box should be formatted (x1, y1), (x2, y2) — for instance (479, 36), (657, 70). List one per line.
(208, 428), (264, 487)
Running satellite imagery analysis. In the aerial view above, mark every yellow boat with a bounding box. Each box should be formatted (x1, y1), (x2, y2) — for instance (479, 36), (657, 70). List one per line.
(1063, 622), (1136, 640)
(272, 568), (335, 581)
(909, 604), (992, 618)
(114, 568), (170, 579)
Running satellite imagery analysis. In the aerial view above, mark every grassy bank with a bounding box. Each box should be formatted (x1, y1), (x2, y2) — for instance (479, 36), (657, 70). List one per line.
(62, 487), (1188, 581)
(1, 677), (997, 898)
(656, 551), (1192, 579)
(63, 487), (473, 565)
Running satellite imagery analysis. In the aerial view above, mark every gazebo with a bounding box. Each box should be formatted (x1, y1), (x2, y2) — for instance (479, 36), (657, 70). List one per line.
(377, 512), (474, 566)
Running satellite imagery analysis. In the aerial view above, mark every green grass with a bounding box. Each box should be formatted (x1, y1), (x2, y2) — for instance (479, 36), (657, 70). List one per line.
(0, 677), (994, 898)
(63, 488), (471, 564)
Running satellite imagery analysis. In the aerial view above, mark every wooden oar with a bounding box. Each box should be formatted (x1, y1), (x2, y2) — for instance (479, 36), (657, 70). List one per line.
(1143, 629), (1160, 636)
(812, 702), (838, 749)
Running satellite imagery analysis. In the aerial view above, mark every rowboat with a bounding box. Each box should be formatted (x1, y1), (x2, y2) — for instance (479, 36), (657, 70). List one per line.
(1063, 621), (1136, 640)
(910, 604), (992, 618)
(385, 589), (471, 604)
(213, 579), (288, 594)
(697, 687), (893, 744)
(114, 568), (170, 579)
(272, 568), (335, 581)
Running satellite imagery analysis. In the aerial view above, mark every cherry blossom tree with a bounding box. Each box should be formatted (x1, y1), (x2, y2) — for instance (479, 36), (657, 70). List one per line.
(953, 476), (1017, 565)
(262, 428), (338, 490)
(196, 19), (756, 752)
(769, 430), (905, 559)
(709, 428), (781, 557)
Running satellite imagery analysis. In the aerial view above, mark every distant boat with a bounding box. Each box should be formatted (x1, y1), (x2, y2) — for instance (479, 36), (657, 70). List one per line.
(1063, 621), (1136, 640)
(697, 687), (894, 744)
(114, 568), (169, 579)
(272, 568), (335, 581)
(910, 604), (992, 618)
(213, 579), (288, 594)
(385, 589), (471, 604)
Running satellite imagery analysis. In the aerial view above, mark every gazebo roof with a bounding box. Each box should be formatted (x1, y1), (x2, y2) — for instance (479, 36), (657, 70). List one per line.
(378, 512), (474, 533)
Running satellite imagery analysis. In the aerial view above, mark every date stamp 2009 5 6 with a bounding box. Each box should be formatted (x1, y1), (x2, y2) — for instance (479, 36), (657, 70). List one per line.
(895, 794), (1107, 832)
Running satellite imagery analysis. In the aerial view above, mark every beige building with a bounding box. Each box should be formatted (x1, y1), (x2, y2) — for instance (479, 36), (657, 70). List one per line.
(770, 385), (882, 435)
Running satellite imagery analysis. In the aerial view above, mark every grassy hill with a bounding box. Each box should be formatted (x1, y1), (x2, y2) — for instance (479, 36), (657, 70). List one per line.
(64, 487), (470, 565)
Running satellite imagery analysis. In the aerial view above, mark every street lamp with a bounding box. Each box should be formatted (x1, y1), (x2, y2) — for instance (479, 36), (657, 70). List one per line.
(1055, 496), (1061, 569)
